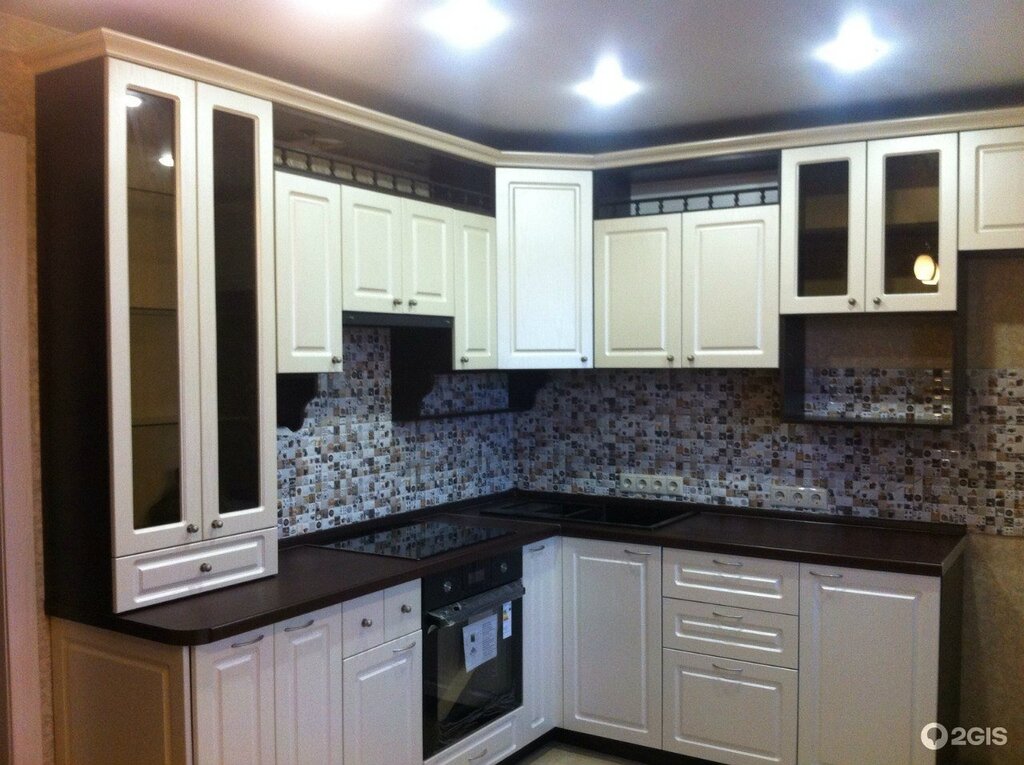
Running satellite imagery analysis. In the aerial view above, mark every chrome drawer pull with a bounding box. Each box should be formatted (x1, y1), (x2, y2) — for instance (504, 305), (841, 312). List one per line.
(361, 618), (374, 628)
(468, 747), (489, 762)
(392, 641), (416, 653)
(624, 549), (652, 556)
(809, 571), (843, 579)
(712, 558), (743, 567)
(712, 611), (744, 620)
(528, 545), (546, 553)
(400, 604), (413, 614)
(231, 634), (265, 649)
(284, 619), (315, 633)
(712, 662), (744, 673)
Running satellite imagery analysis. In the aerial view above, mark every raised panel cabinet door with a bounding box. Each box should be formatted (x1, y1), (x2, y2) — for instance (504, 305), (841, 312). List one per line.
(196, 83), (277, 539)
(521, 537), (562, 745)
(865, 133), (958, 312)
(779, 142), (867, 314)
(453, 211), (498, 370)
(274, 607), (344, 765)
(274, 171), (343, 374)
(343, 632), (423, 765)
(496, 168), (594, 369)
(681, 206), (780, 368)
(594, 214), (682, 368)
(192, 628), (276, 765)
(562, 537), (661, 748)
(342, 186), (403, 313)
(403, 198), (455, 316)
(798, 565), (940, 765)
(959, 126), (1024, 250)
(107, 58), (203, 557)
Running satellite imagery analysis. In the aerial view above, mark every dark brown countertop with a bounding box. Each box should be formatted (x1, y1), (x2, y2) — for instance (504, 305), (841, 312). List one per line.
(89, 491), (966, 646)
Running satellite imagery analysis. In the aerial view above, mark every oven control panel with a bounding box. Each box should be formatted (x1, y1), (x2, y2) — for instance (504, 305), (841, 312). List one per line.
(422, 549), (522, 611)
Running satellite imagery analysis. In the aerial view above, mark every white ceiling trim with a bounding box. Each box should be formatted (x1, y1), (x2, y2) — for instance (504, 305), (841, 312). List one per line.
(23, 28), (1024, 171)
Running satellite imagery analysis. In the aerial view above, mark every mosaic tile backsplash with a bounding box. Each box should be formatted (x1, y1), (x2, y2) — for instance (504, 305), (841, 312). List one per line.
(278, 329), (1023, 537)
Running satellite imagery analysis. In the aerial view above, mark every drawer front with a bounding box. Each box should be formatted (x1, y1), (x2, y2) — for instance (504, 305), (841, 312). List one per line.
(663, 649), (797, 765)
(662, 599), (799, 669)
(425, 711), (518, 765)
(663, 549), (799, 615)
(114, 528), (277, 612)
(342, 591), (385, 657)
(384, 579), (421, 642)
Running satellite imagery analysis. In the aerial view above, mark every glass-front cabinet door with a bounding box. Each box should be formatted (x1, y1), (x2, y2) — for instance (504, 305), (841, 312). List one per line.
(865, 133), (958, 312)
(780, 142), (867, 314)
(108, 60), (202, 556)
(196, 83), (277, 538)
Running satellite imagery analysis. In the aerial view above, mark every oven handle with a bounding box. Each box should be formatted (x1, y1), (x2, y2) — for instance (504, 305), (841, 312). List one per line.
(425, 580), (525, 630)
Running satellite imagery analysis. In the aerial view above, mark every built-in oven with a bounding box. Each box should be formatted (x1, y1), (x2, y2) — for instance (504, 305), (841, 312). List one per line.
(422, 549), (524, 758)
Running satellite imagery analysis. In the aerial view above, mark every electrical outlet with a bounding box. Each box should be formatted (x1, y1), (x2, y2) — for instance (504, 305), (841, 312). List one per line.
(619, 473), (685, 497)
(771, 484), (829, 510)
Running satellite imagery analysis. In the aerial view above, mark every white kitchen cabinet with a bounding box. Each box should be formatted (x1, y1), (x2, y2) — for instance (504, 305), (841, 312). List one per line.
(681, 206), (779, 368)
(425, 711), (519, 765)
(594, 214), (682, 368)
(274, 171), (343, 373)
(496, 167), (593, 369)
(521, 537), (563, 744)
(454, 210), (499, 370)
(192, 627), (276, 765)
(663, 649), (797, 765)
(562, 537), (661, 748)
(342, 186), (455, 316)
(343, 632), (424, 765)
(274, 607), (344, 765)
(781, 134), (958, 314)
(663, 548), (800, 615)
(959, 126), (1024, 250)
(798, 565), (940, 765)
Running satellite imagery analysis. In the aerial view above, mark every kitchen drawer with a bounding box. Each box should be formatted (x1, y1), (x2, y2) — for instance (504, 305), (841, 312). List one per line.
(663, 649), (797, 765)
(342, 591), (385, 657)
(663, 549), (799, 615)
(424, 710), (518, 765)
(384, 579), (421, 642)
(662, 598), (799, 669)
(114, 528), (276, 612)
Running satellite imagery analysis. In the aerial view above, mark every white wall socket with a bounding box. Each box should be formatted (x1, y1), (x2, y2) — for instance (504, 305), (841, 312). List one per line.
(619, 473), (685, 497)
(772, 484), (829, 510)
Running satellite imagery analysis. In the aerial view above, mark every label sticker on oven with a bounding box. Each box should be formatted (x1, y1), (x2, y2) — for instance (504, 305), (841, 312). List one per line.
(502, 601), (512, 639)
(463, 615), (498, 672)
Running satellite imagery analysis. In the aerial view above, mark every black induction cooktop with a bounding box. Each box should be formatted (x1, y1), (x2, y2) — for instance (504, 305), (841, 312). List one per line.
(481, 500), (695, 529)
(316, 520), (513, 560)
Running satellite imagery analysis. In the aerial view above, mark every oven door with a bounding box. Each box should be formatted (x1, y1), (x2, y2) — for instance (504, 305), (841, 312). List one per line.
(423, 581), (524, 758)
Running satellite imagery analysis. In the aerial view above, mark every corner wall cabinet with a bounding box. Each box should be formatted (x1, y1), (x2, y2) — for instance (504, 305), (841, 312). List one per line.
(958, 126), (1024, 250)
(37, 57), (278, 615)
(496, 168), (594, 369)
(342, 185), (456, 316)
(454, 210), (499, 370)
(780, 134), (958, 314)
(274, 171), (344, 373)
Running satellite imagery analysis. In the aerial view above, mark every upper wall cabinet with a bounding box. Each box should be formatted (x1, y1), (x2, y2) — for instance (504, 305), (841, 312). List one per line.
(342, 186), (455, 317)
(959, 126), (1024, 251)
(781, 134), (958, 314)
(37, 58), (278, 615)
(274, 171), (343, 374)
(453, 211), (499, 370)
(496, 168), (594, 369)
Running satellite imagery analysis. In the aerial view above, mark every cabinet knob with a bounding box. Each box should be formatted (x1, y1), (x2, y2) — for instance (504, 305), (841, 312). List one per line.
(686, 354), (695, 362)
(361, 618), (373, 628)
(459, 356), (469, 364)
(392, 298), (403, 306)
(580, 356), (588, 363)
(408, 299), (418, 307)
(331, 355), (342, 365)
(400, 604), (413, 614)
(667, 354), (674, 362)
(211, 519), (224, 529)
(848, 297), (857, 306)
(186, 523), (199, 534)
(873, 296), (882, 305)
(199, 562), (213, 573)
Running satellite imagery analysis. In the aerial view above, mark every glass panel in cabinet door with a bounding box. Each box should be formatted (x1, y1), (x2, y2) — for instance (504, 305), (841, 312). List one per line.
(797, 160), (850, 297)
(125, 89), (183, 530)
(883, 152), (940, 295)
(211, 109), (261, 514)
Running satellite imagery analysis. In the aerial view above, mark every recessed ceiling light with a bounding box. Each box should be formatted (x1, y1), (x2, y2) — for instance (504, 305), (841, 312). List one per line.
(422, 0), (509, 51)
(574, 56), (641, 107)
(814, 16), (890, 72)
(158, 152), (175, 168)
(124, 93), (142, 108)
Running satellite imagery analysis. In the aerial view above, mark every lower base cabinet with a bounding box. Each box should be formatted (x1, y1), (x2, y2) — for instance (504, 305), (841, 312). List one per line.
(663, 649), (798, 765)
(425, 710), (520, 765)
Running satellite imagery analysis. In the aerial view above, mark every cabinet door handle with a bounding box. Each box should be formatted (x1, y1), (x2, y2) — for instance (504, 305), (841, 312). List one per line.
(667, 354), (674, 362)
(712, 611), (744, 620)
(624, 549), (652, 556)
(211, 519), (224, 529)
(393, 298), (403, 305)
(400, 604), (413, 614)
(408, 299), (418, 307)
(808, 570), (843, 579)
(848, 297), (857, 306)
(686, 354), (695, 362)
(872, 296), (882, 305)
(186, 523), (199, 534)
(712, 662), (744, 674)
(331, 355), (342, 365)
(712, 558), (743, 568)
(580, 356), (588, 363)
(199, 562), (213, 573)
(361, 618), (374, 628)
(468, 748), (489, 762)
(392, 641), (417, 653)
(460, 356), (469, 364)
(528, 544), (546, 553)
(231, 634), (265, 649)
(284, 619), (316, 633)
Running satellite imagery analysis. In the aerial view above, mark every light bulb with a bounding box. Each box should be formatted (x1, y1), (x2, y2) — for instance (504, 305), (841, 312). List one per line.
(914, 254), (939, 285)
